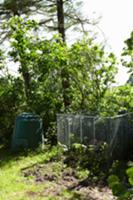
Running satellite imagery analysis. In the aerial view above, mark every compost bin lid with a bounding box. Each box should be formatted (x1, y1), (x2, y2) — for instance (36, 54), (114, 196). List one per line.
(17, 113), (41, 120)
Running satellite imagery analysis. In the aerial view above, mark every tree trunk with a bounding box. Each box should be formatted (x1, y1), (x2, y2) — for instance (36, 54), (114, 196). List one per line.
(56, 0), (65, 42)
(23, 71), (31, 102)
(56, 0), (71, 109)
(21, 63), (31, 106)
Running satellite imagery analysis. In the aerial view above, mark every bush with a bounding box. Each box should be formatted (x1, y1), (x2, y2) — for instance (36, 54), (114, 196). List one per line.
(0, 77), (25, 146)
(64, 142), (109, 183)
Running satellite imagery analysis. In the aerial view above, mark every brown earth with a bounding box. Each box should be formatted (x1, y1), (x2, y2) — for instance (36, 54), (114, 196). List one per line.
(22, 162), (116, 200)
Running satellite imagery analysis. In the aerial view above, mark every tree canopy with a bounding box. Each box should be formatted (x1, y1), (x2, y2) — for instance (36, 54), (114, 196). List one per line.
(0, 3), (132, 145)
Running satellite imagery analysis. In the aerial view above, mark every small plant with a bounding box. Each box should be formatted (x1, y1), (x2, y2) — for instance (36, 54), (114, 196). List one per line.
(75, 167), (90, 180)
(108, 164), (133, 199)
(43, 143), (66, 162)
(108, 175), (127, 196)
(126, 166), (133, 186)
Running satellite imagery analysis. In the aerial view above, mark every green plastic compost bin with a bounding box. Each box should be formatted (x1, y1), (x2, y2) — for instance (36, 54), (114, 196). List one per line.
(11, 113), (43, 151)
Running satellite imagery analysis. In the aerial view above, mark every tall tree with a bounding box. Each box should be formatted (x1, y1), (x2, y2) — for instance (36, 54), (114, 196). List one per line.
(38, 0), (95, 41)
(5, 17), (118, 144)
(56, 0), (70, 108)
(7, 17), (38, 105)
(1, 0), (98, 109)
(0, 0), (95, 41)
(54, 0), (93, 108)
(69, 37), (118, 113)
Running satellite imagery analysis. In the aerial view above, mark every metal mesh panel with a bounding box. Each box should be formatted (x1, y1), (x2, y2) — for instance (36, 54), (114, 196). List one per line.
(81, 116), (94, 145)
(57, 113), (133, 158)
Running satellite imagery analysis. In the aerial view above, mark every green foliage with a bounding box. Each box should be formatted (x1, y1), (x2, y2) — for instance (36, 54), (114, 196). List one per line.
(126, 167), (133, 186)
(0, 76), (25, 144)
(102, 84), (133, 116)
(1, 16), (119, 145)
(75, 168), (90, 180)
(0, 49), (4, 70)
(64, 142), (109, 183)
(108, 175), (132, 199)
(68, 37), (118, 113)
(1, 16), (132, 149)
(122, 31), (133, 73)
(121, 30), (133, 93)
(108, 163), (133, 200)
(0, 0), (43, 15)
(114, 84), (133, 112)
(108, 175), (127, 197)
(0, 0), (96, 45)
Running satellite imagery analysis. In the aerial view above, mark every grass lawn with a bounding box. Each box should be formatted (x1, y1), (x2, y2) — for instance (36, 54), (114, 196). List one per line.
(0, 145), (115, 200)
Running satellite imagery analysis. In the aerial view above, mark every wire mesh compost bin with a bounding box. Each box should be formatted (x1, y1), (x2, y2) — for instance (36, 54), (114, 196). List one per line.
(57, 113), (133, 158)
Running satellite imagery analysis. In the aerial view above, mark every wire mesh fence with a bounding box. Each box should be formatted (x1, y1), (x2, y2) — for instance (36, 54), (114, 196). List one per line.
(57, 113), (133, 158)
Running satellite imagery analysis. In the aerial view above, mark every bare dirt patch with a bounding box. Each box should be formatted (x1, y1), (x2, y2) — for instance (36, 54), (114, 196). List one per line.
(22, 161), (116, 200)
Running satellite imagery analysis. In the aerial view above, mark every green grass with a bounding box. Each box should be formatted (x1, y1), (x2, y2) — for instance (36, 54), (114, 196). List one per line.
(0, 145), (83, 200)
(0, 146), (62, 200)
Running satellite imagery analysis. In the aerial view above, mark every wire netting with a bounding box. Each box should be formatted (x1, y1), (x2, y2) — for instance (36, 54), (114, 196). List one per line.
(57, 113), (133, 158)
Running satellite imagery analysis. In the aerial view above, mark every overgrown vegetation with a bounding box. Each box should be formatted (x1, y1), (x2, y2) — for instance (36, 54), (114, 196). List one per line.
(1, 16), (133, 144)
(0, 0), (133, 199)
(0, 144), (115, 200)
(1, 142), (133, 199)
(64, 143), (109, 183)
